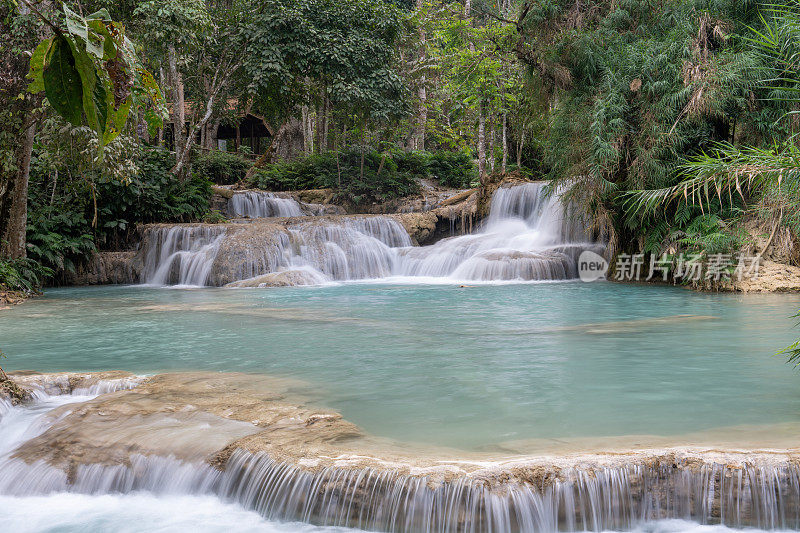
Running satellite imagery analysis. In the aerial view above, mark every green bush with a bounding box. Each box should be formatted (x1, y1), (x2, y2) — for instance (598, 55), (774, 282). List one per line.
(253, 148), (474, 202)
(0, 258), (53, 292)
(26, 148), (212, 276)
(254, 152), (340, 191)
(253, 147), (419, 203)
(427, 151), (475, 188)
(193, 150), (252, 185)
(26, 206), (96, 274)
(391, 149), (431, 179)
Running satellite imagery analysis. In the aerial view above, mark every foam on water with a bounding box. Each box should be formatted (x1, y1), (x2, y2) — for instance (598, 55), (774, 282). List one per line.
(2, 377), (800, 531)
(0, 493), (353, 533)
(229, 191), (305, 218)
(139, 182), (605, 287)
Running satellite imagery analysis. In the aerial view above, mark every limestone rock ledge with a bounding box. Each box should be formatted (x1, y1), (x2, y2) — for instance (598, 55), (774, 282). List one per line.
(63, 251), (141, 286)
(4, 371), (800, 531)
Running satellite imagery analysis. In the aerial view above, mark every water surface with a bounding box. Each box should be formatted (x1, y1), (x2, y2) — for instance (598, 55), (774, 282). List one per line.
(2, 282), (799, 450)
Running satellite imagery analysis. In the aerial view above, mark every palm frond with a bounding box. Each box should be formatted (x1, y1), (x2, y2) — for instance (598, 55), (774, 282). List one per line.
(622, 141), (800, 216)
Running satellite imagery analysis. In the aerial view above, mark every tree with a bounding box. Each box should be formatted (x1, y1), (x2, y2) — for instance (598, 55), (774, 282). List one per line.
(0, 0), (43, 259)
(1, 1), (161, 260)
(420, 0), (520, 179)
(241, 0), (407, 179)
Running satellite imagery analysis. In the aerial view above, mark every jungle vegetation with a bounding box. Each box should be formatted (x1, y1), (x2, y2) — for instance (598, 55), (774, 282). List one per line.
(3, 0), (800, 298)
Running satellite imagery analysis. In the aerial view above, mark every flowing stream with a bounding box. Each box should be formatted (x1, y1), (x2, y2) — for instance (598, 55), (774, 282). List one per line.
(228, 191), (305, 218)
(139, 182), (605, 287)
(4, 183), (800, 531)
(1, 381), (799, 532)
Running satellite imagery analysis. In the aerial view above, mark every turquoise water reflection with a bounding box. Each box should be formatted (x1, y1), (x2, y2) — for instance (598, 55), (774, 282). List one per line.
(2, 282), (799, 450)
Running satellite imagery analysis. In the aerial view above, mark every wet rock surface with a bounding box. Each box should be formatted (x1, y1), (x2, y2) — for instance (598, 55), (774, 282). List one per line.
(7, 371), (800, 481)
(5, 371), (800, 531)
(62, 251), (141, 286)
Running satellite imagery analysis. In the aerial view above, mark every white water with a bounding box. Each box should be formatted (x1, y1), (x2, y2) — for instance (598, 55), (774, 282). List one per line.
(139, 182), (606, 287)
(396, 182), (600, 280)
(2, 383), (799, 532)
(140, 226), (227, 286)
(229, 191), (305, 218)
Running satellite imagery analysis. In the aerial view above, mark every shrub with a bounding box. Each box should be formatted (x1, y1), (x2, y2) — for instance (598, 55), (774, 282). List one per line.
(427, 151), (475, 188)
(253, 147), (419, 203)
(391, 149), (430, 179)
(26, 206), (96, 274)
(0, 258), (53, 292)
(26, 147), (213, 274)
(193, 150), (252, 185)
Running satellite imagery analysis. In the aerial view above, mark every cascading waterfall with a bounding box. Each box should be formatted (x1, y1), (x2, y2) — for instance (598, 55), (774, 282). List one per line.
(138, 217), (412, 287)
(2, 384), (799, 531)
(140, 225), (227, 286)
(137, 183), (605, 286)
(396, 182), (604, 281)
(219, 217), (414, 285)
(228, 191), (304, 218)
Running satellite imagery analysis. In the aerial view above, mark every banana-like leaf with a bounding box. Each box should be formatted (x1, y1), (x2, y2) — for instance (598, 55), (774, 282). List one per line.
(26, 38), (52, 94)
(67, 38), (108, 141)
(43, 35), (83, 126)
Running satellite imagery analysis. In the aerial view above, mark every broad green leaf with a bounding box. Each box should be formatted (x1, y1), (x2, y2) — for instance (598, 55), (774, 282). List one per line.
(66, 38), (108, 139)
(104, 97), (131, 145)
(85, 9), (111, 21)
(26, 38), (52, 94)
(85, 28), (106, 60)
(43, 36), (83, 126)
(87, 20), (117, 60)
(64, 6), (88, 42)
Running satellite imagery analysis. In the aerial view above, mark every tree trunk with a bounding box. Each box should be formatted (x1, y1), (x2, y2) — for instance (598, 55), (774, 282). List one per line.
(244, 120), (291, 181)
(488, 115), (496, 174)
(415, 82), (427, 151)
(464, 0), (471, 17)
(315, 85), (330, 153)
(415, 0), (427, 151)
(172, 93), (215, 177)
(301, 105), (312, 154)
(477, 101), (486, 182)
(168, 45), (186, 167)
(517, 130), (525, 168)
(321, 94), (330, 152)
(1, 123), (35, 259)
(501, 112), (508, 173)
(207, 120), (220, 150)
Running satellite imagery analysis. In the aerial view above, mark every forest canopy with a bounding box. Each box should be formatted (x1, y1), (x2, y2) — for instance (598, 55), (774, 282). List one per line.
(3, 0), (800, 292)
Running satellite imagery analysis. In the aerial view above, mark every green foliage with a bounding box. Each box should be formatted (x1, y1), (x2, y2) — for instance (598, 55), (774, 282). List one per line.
(427, 151), (475, 188)
(0, 258), (53, 293)
(26, 206), (95, 274)
(26, 145), (211, 273)
(243, 0), (407, 125)
(392, 150), (476, 187)
(193, 151), (252, 185)
(93, 148), (212, 239)
(202, 209), (227, 224)
(26, 6), (165, 158)
(253, 148), (420, 203)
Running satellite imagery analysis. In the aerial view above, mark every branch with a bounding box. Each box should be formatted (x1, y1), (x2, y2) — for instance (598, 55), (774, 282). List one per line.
(171, 59), (242, 176)
(474, 5), (519, 28)
(18, 0), (63, 36)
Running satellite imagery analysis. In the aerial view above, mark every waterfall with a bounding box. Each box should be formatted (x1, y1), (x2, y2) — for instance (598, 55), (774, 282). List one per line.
(2, 384), (799, 532)
(137, 183), (603, 287)
(396, 182), (604, 281)
(228, 191), (304, 218)
(216, 217), (413, 285)
(140, 226), (226, 286)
